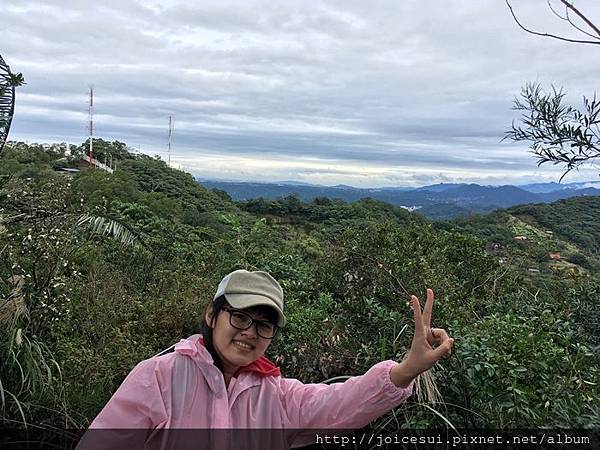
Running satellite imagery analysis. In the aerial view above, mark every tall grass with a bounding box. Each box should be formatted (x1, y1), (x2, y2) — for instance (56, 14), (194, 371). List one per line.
(0, 274), (71, 429)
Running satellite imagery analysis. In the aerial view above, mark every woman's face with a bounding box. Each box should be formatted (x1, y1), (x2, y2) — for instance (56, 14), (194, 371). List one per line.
(207, 306), (273, 375)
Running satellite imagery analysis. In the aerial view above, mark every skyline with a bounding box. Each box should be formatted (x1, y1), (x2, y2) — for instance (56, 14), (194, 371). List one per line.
(4, 0), (600, 187)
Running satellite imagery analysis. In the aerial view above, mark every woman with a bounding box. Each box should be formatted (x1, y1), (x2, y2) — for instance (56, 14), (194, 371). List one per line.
(78, 269), (454, 449)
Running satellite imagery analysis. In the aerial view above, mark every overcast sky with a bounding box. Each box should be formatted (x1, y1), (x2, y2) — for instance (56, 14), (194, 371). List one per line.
(4, 0), (600, 187)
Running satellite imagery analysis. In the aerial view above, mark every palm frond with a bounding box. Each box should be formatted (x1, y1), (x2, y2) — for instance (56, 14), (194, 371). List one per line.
(75, 213), (141, 248)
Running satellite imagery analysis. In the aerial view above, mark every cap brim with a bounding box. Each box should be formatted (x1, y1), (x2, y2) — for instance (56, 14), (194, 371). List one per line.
(225, 293), (286, 327)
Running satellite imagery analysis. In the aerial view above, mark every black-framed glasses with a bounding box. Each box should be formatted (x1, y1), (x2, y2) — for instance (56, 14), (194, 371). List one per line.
(223, 308), (279, 339)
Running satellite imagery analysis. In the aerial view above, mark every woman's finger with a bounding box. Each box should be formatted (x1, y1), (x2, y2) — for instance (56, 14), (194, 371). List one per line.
(422, 288), (434, 329)
(432, 337), (454, 360)
(410, 295), (425, 339)
(430, 328), (450, 345)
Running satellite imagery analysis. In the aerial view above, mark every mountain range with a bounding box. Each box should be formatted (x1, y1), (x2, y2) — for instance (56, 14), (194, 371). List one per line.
(198, 179), (600, 219)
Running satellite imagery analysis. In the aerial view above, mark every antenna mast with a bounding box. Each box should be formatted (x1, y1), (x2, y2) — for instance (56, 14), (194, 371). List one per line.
(88, 87), (94, 169)
(168, 115), (173, 166)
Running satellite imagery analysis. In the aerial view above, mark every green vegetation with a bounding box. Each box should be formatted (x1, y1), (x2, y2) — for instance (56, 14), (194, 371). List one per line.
(1, 141), (598, 437)
(510, 198), (600, 253)
(448, 198), (600, 279)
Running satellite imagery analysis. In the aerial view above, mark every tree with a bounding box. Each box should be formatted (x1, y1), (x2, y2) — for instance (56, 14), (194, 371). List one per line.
(0, 54), (25, 154)
(71, 138), (134, 165)
(505, 1), (600, 180)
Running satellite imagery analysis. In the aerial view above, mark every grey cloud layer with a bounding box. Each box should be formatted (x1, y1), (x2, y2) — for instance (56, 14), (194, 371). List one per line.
(5, 0), (600, 186)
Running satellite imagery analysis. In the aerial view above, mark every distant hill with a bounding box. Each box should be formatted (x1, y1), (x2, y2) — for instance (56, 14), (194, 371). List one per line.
(518, 180), (600, 193)
(446, 196), (600, 278)
(198, 179), (600, 219)
(509, 196), (600, 253)
(415, 183), (467, 192)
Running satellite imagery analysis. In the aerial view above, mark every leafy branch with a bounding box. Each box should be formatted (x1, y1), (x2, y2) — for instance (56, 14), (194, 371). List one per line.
(7, 73), (26, 88)
(505, 82), (600, 181)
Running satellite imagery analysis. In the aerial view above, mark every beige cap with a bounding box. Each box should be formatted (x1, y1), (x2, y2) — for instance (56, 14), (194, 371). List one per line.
(214, 270), (285, 327)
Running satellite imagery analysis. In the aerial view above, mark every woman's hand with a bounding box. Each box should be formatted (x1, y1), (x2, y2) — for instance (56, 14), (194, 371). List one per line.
(390, 289), (454, 387)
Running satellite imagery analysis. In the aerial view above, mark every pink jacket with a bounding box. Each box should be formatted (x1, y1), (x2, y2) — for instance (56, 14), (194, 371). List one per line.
(79, 335), (413, 449)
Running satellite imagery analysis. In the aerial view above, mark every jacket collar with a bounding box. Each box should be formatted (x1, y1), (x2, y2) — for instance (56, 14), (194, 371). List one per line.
(173, 334), (281, 378)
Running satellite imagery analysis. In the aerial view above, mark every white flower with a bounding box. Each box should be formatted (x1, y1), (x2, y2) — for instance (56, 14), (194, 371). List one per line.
(15, 328), (23, 346)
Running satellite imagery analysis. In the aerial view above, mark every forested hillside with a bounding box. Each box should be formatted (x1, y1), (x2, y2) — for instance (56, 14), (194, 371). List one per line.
(446, 198), (600, 279)
(202, 179), (600, 219)
(510, 198), (600, 253)
(1, 141), (598, 441)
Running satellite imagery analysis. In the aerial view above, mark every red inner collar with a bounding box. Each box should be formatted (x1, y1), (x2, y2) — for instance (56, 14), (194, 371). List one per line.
(197, 336), (281, 377)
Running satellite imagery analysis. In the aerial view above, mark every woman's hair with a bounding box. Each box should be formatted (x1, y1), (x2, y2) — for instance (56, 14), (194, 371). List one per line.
(199, 295), (279, 372)
(200, 295), (228, 372)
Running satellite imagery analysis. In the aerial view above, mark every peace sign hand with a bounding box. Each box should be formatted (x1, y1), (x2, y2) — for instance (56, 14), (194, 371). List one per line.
(389, 289), (454, 388)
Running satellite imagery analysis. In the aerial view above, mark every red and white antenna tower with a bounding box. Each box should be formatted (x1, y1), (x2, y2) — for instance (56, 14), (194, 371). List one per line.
(168, 115), (173, 166)
(88, 86), (94, 169)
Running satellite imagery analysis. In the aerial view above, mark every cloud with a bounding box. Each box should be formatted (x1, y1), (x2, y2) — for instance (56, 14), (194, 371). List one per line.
(5, 0), (600, 187)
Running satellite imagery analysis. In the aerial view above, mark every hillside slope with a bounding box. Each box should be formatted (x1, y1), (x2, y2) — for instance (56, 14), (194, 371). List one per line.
(445, 197), (600, 280)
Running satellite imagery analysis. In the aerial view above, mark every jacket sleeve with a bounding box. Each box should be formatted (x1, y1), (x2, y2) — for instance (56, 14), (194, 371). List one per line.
(76, 359), (169, 450)
(278, 360), (413, 433)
